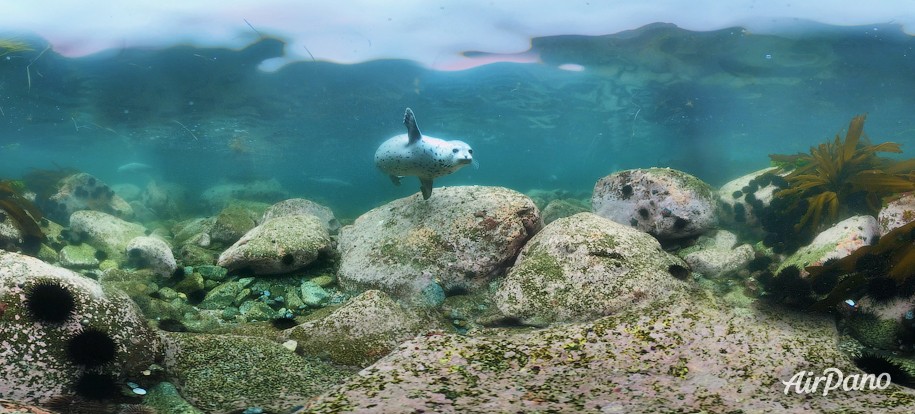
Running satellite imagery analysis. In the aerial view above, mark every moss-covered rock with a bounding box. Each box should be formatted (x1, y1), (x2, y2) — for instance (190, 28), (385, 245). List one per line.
(126, 236), (177, 277)
(0, 251), (163, 403)
(68, 210), (146, 263)
(302, 291), (915, 413)
(494, 212), (691, 324)
(592, 168), (718, 240)
(263, 198), (341, 234)
(541, 198), (590, 224)
(778, 215), (880, 275)
(338, 186), (541, 305)
(677, 230), (754, 278)
(217, 215), (331, 275)
(209, 204), (259, 246)
(283, 290), (436, 367)
(161, 332), (351, 413)
(58, 243), (99, 269)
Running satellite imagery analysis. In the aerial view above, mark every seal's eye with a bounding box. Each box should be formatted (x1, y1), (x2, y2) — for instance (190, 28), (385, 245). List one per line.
(468, 149), (473, 154)
(452, 148), (459, 153)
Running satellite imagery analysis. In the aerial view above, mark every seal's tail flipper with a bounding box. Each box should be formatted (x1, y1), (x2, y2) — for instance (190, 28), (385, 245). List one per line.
(404, 108), (423, 144)
(420, 178), (433, 199)
(389, 175), (402, 186)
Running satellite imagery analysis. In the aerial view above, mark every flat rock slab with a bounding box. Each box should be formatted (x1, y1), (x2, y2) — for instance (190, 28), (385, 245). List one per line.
(302, 292), (915, 413)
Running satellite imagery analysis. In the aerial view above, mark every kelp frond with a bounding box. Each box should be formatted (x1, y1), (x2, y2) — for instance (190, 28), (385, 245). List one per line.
(769, 114), (915, 236)
(0, 180), (45, 255)
(0, 38), (33, 57)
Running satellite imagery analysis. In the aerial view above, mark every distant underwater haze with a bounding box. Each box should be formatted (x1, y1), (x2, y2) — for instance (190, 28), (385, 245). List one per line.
(0, 2), (914, 219)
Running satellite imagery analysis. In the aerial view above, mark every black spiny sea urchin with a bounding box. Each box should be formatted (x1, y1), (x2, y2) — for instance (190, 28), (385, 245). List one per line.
(24, 279), (77, 323)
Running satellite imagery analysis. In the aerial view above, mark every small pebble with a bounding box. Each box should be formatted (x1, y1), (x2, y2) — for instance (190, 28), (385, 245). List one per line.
(282, 340), (298, 352)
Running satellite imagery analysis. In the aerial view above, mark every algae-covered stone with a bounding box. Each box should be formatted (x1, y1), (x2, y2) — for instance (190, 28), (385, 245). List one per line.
(717, 167), (781, 230)
(678, 230), (754, 278)
(495, 212), (691, 324)
(217, 215), (331, 275)
(161, 332), (350, 413)
(68, 210), (146, 263)
(541, 198), (589, 225)
(0, 251), (162, 403)
(198, 281), (245, 310)
(300, 281), (330, 307)
(778, 215), (880, 275)
(302, 291), (915, 413)
(878, 192), (915, 234)
(238, 300), (276, 321)
(592, 168), (718, 240)
(48, 172), (133, 220)
(210, 204), (259, 246)
(263, 198), (341, 234)
(126, 236), (177, 277)
(144, 381), (204, 414)
(338, 186), (541, 305)
(58, 243), (99, 268)
(284, 290), (434, 367)
(196, 264), (228, 281)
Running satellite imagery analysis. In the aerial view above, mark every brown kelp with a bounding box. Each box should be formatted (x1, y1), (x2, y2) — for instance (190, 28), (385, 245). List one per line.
(761, 114), (915, 252)
(806, 220), (915, 312)
(0, 180), (46, 255)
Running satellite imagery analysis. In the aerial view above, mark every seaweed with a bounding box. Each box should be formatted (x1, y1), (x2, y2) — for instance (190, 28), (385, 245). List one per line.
(763, 115), (915, 251)
(806, 220), (915, 312)
(0, 180), (45, 255)
(0, 38), (33, 58)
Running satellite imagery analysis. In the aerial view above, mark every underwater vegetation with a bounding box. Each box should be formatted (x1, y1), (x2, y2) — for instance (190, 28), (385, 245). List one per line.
(804, 220), (915, 311)
(760, 114), (915, 253)
(0, 179), (46, 255)
(0, 38), (33, 57)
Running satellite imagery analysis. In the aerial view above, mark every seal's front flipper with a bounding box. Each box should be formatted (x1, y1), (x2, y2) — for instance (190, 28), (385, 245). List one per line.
(420, 178), (433, 200)
(404, 108), (423, 144)
(389, 175), (402, 186)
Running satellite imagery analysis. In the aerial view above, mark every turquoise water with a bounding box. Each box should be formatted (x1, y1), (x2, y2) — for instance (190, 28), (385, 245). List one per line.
(3, 23), (914, 218)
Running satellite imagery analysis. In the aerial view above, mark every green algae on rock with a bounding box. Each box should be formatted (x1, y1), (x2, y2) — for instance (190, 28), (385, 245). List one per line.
(283, 289), (438, 367)
(495, 212), (691, 324)
(217, 214), (332, 275)
(0, 251), (163, 403)
(161, 332), (351, 413)
(337, 186), (541, 306)
(302, 291), (915, 413)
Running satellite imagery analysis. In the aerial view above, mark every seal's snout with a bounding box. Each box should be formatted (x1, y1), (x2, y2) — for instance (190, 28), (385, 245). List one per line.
(457, 157), (472, 164)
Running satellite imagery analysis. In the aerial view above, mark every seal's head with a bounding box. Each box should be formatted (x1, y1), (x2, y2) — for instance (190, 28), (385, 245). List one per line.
(448, 141), (473, 166)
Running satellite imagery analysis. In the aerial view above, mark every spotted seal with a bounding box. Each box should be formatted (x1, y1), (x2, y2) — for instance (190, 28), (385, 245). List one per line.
(374, 108), (474, 199)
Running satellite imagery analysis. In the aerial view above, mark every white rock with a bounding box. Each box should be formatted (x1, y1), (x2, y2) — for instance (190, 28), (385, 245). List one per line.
(126, 236), (178, 277)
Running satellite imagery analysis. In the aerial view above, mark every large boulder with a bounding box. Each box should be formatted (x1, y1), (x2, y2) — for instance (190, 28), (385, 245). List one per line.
(494, 212), (691, 324)
(677, 230), (755, 278)
(778, 215), (880, 275)
(592, 168), (718, 240)
(0, 251), (162, 403)
(161, 332), (350, 413)
(209, 204), (259, 246)
(216, 215), (332, 275)
(878, 192), (915, 234)
(45, 173), (133, 221)
(717, 167), (782, 230)
(68, 210), (147, 263)
(337, 186), (541, 305)
(126, 236), (178, 277)
(302, 291), (915, 413)
(263, 198), (341, 234)
(283, 290), (435, 367)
